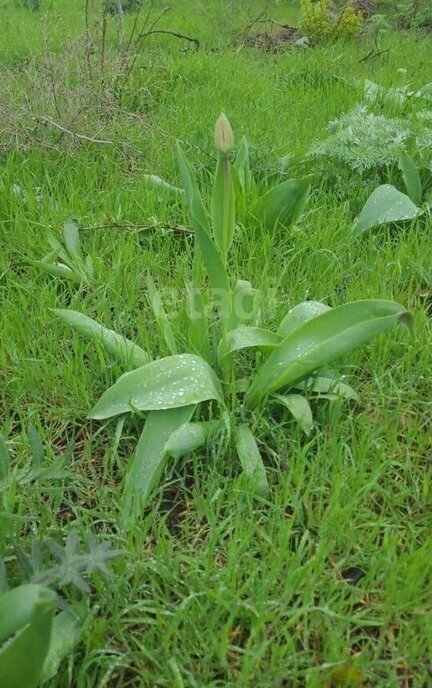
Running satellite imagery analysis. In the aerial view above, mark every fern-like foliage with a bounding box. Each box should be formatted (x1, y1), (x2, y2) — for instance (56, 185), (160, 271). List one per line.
(1, 533), (122, 595)
(309, 105), (411, 173)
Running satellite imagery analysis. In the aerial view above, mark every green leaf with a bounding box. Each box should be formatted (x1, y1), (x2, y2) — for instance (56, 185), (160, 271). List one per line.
(27, 425), (44, 470)
(233, 137), (254, 195)
(186, 285), (212, 363)
(416, 82), (432, 100)
(62, 221), (82, 259)
(121, 406), (195, 519)
(26, 259), (81, 283)
(142, 174), (184, 197)
(40, 609), (82, 684)
(89, 354), (223, 420)
(14, 546), (34, 579)
(40, 249), (58, 264)
(278, 301), (331, 338)
(164, 420), (221, 459)
(0, 559), (7, 594)
(271, 393), (313, 435)
(52, 309), (151, 368)
(294, 375), (359, 401)
(218, 326), (282, 361)
(85, 255), (94, 278)
(176, 143), (230, 292)
(398, 151), (422, 205)
(232, 279), (258, 327)
(235, 425), (269, 498)
(255, 178), (311, 232)
(46, 233), (73, 266)
(0, 433), (9, 482)
(355, 185), (421, 234)
(245, 300), (412, 408)
(0, 584), (56, 688)
(147, 274), (177, 356)
(0, 585), (55, 643)
(211, 153), (235, 259)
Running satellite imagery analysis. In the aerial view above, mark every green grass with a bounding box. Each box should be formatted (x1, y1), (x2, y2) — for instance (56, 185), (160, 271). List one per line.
(1, 1), (432, 686)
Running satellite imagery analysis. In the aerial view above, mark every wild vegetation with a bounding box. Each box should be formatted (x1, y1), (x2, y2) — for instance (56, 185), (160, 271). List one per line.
(0, 1), (431, 686)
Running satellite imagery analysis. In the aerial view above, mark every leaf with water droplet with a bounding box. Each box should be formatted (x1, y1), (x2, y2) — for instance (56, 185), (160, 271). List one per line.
(89, 354), (223, 419)
(278, 301), (331, 338)
(245, 300), (412, 408)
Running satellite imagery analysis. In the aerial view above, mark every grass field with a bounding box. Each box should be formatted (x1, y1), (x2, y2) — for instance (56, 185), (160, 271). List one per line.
(1, 1), (432, 686)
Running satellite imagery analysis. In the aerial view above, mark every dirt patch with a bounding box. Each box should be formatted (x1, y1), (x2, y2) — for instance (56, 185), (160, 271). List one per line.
(239, 24), (301, 52)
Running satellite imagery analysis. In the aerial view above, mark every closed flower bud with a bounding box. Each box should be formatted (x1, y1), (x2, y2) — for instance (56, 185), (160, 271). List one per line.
(214, 113), (234, 153)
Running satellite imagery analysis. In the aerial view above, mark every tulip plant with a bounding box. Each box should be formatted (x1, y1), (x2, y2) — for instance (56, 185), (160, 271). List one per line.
(53, 114), (412, 521)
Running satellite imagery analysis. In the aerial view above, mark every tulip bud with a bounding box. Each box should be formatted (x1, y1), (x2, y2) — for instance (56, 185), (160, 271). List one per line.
(214, 113), (234, 153)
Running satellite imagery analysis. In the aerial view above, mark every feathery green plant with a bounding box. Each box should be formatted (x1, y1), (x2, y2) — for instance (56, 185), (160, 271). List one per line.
(0, 433), (121, 688)
(53, 115), (412, 520)
(309, 105), (411, 173)
(0, 533), (120, 688)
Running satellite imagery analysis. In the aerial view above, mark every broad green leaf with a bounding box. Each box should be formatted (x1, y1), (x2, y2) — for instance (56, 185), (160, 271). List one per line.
(271, 393), (313, 435)
(416, 82), (432, 100)
(232, 279), (258, 328)
(52, 309), (151, 368)
(121, 405), (195, 519)
(211, 152), (235, 260)
(89, 354), (223, 420)
(235, 425), (269, 498)
(398, 151), (422, 205)
(278, 301), (331, 338)
(186, 285), (212, 363)
(355, 185), (420, 234)
(62, 221), (82, 259)
(27, 425), (44, 469)
(364, 79), (407, 107)
(84, 255), (94, 279)
(255, 178), (311, 232)
(294, 375), (359, 401)
(0, 433), (9, 482)
(0, 584), (56, 643)
(164, 420), (221, 459)
(218, 326), (282, 361)
(234, 137), (254, 195)
(26, 259), (81, 283)
(0, 559), (7, 594)
(176, 143), (229, 292)
(176, 144), (210, 233)
(245, 300), (411, 408)
(0, 611), (54, 688)
(0, 585), (56, 688)
(14, 546), (34, 580)
(46, 233), (73, 266)
(40, 609), (82, 684)
(142, 174), (184, 197)
(147, 274), (177, 356)
(40, 249), (58, 264)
